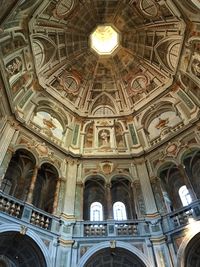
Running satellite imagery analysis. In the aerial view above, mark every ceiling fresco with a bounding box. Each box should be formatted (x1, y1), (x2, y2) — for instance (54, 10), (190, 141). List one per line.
(27, 0), (185, 117)
(0, 0), (199, 156)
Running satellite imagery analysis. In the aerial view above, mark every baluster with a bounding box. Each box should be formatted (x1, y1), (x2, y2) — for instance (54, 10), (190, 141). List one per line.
(31, 211), (36, 224)
(9, 203), (15, 216)
(40, 215), (45, 228)
(35, 214), (40, 225)
(0, 197), (4, 210)
(15, 205), (21, 217)
(44, 217), (50, 229)
(5, 200), (10, 213)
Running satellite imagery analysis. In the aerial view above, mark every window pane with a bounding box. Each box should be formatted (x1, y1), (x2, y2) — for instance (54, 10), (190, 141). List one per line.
(179, 185), (192, 206)
(113, 201), (127, 220)
(90, 202), (103, 221)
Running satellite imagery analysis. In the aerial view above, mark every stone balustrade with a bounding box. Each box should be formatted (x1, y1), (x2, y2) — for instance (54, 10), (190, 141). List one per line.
(162, 200), (200, 233)
(0, 191), (60, 233)
(74, 220), (148, 238)
(1, 190), (200, 239)
(0, 194), (23, 218)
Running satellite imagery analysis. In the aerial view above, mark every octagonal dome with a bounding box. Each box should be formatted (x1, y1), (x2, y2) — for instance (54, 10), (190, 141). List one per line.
(90, 25), (120, 55)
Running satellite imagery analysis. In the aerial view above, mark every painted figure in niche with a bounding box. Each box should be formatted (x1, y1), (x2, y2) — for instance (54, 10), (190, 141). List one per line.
(99, 129), (110, 147)
(6, 57), (22, 76)
(115, 124), (125, 147)
(84, 124), (94, 148)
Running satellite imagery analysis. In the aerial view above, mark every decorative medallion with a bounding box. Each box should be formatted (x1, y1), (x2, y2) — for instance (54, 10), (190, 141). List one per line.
(99, 161), (114, 175)
(165, 143), (178, 155)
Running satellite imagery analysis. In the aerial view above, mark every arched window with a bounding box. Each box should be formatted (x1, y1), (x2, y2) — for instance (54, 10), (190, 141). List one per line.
(90, 202), (103, 221)
(179, 185), (192, 207)
(113, 201), (127, 220)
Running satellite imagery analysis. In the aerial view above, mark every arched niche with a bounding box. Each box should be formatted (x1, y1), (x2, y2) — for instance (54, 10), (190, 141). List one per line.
(182, 149), (200, 198)
(139, 101), (182, 142)
(177, 227), (200, 267)
(0, 149), (36, 201)
(115, 122), (127, 149)
(83, 247), (146, 267)
(32, 35), (56, 72)
(0, 231), (47, 267)
(90, 93), (117, 115)
(111, 177), (136, 219)
(32, 163), (58, 213)
(77, 241), (151, 267)
(154, 38), (181, 73)
(84, 121), (94, 148)
(83, 176), (106, 220)
(158, 163), (193, 210)
(184, 231), (200, 266)
(32, 108), (64, 140)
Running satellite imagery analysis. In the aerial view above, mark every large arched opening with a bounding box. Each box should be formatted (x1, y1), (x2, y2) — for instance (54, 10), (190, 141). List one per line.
(0, 231), (47, 267)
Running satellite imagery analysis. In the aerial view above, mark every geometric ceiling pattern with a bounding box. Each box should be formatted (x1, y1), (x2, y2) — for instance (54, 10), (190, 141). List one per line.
(29, 0), (185, 117)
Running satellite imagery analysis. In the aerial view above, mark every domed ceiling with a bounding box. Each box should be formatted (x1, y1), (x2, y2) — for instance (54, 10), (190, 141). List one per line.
(0, 0), (199, 157)
(27, 0), (185, 117)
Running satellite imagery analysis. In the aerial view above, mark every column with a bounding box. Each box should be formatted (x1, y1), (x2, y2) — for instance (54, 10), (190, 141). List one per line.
(136, 159), (157, 214)
(26, 165), (38, 204)
(106, 183), (113, 220)
(178, 164), (197, 201)
(0, 121), (16, 165)
(0, 147), (13, 188)
(63, 158), (79, 218)
(151, 237), (174, 267)
(53, 178), (62, 215)
(74, 181), (84, 219)
(132, 180), (146, 218)
(151, 177), (167, 214)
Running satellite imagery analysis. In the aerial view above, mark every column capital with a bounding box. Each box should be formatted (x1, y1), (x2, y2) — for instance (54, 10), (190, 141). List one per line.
(132, 180), (141, 187)
(150, 176), (160, 184)
(76, 181), (83, 187)
(65, 157), (80, 165)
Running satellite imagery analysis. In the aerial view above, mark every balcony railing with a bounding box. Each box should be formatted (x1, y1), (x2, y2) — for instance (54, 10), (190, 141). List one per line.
(162, 200), (200, 233)
(1, 191), (200, 238)
(0, 191), (60, 234)
(73, 220), (150, 238)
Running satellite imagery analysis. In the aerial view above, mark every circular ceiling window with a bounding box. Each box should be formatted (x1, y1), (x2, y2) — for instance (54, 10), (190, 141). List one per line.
(140, 0), (158, 17)
(54, 0), (74, 17)
(59, 76), (79, 95)
(90, 25), (120, 55)
(131, 75), (148, 94)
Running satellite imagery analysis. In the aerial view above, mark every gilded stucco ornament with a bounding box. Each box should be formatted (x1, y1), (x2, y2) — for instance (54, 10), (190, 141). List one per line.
(158, 141), (187, 161)
(6, 57), (22, 76)
(20, 225), (28, 235)
(99, 161), (115, 175)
